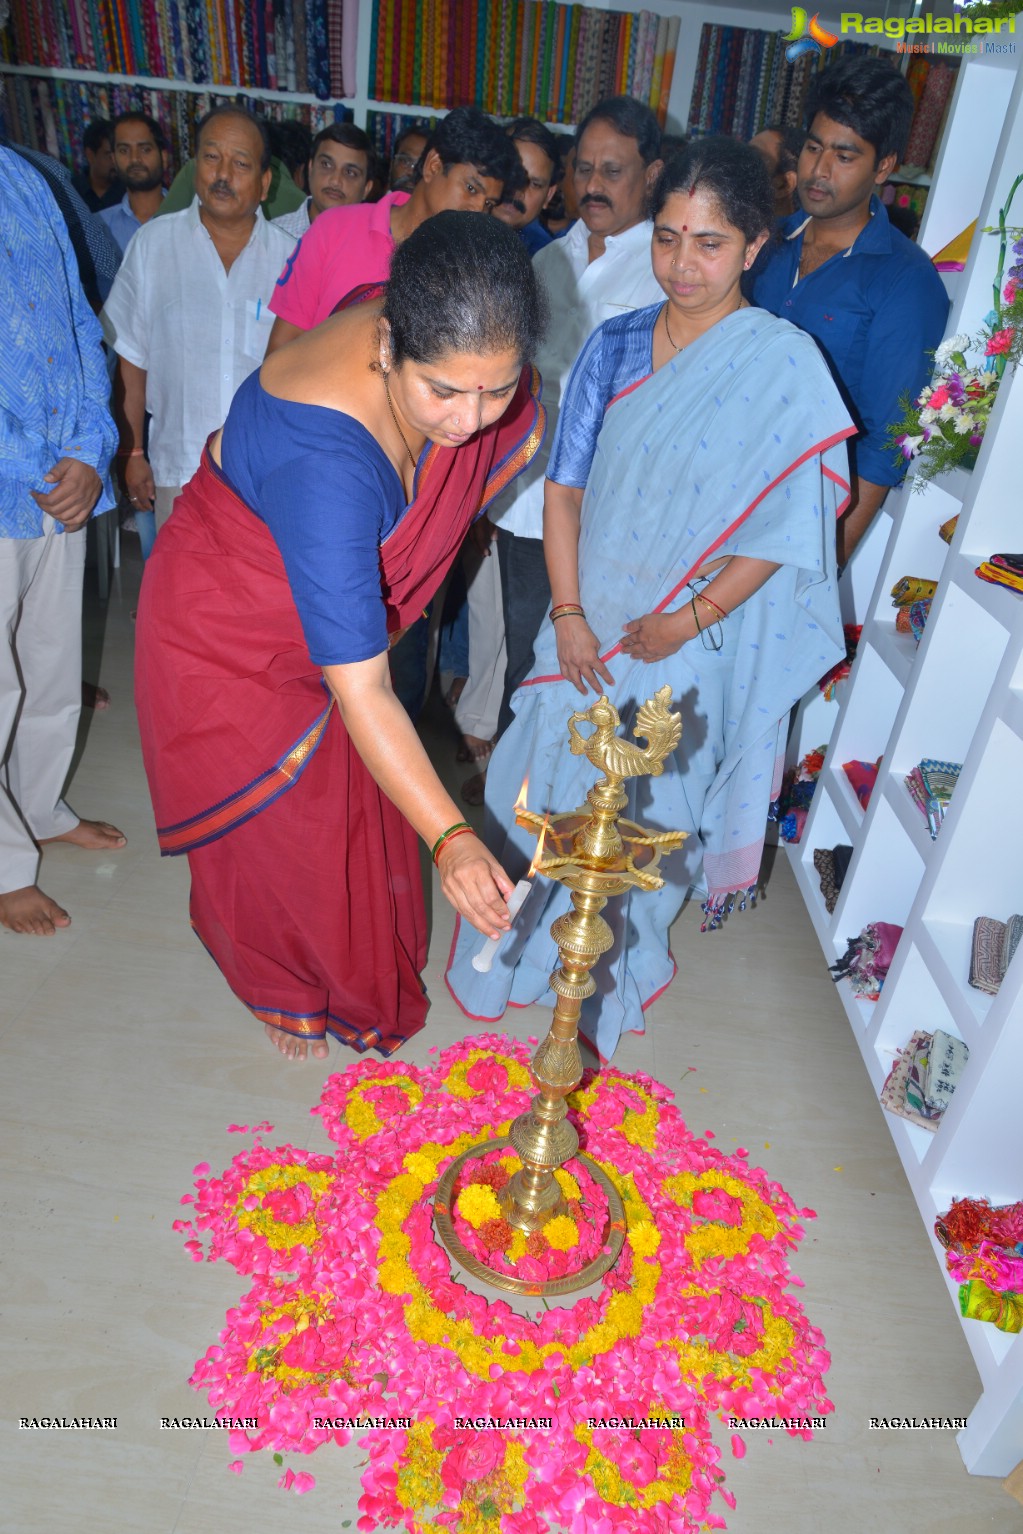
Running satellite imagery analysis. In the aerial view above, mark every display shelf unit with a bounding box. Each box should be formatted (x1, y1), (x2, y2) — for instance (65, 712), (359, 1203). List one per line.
(789, 51), (1023, 1477)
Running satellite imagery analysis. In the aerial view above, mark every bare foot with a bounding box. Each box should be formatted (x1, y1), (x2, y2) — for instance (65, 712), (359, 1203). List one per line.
(81, 682), (111, 710)
(39, 818), (127, 850)
(460, 769), (487, 807)
(455, 733), (494, 764)
(264, 1024), (329, 1061)
(0, 885), (71, 935)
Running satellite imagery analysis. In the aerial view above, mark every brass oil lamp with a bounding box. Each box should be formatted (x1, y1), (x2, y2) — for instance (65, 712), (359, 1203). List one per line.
(434, 685), (686, 1296)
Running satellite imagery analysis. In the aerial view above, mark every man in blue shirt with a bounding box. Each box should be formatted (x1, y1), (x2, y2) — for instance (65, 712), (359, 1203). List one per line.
(752, 57), (949, 563)
(100, 112), (169, 254)
(494, 117), (559, 256)
(0, 148), (126, 937)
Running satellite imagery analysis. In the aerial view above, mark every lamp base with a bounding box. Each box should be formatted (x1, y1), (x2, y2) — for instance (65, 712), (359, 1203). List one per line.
(433, 1138), (627, 1297)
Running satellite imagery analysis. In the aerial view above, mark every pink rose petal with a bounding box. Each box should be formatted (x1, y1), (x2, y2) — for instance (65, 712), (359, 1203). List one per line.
(731, 1434), (746, 1459)
(228, 1461), (243, 1475)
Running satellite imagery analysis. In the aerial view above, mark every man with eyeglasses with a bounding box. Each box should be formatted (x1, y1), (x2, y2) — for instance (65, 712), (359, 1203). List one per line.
(389, 125), (429, 193)
(266, 106), (523, 353)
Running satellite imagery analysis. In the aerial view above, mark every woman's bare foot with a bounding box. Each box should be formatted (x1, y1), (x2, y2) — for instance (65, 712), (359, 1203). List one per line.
(0, 885), (72, 935)
(39, 818), (127, 850)
(264, 1024), (330, 1061)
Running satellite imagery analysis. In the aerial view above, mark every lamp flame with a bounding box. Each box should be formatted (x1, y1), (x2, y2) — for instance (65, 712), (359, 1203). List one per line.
(528, 811), (551, 878)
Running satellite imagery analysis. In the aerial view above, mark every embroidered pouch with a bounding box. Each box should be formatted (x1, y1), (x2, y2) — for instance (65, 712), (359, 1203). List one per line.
(969, 916), (1005, 995)
(923, 1028), (969, 1111)
(1001, 914), (1023, 977)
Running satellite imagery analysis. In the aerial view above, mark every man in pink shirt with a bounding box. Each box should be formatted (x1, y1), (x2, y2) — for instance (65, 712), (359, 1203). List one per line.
(266, 107), (523, 353)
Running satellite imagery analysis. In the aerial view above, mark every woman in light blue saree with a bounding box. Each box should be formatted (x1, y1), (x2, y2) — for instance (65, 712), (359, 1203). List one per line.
(447, 139), (856, 1061)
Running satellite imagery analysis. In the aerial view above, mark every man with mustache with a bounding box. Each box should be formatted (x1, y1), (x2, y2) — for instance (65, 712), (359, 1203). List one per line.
(495, 117), (560, 256)
(101, 107), (298, 537)
(751, 58), (948, 562)
(100, 112), (169, 255)
(272, 124), (377, 241)
(461, 98), (663, 805)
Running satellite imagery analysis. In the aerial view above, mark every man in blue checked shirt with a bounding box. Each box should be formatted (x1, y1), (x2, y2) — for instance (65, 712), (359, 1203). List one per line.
(0, 147), (127, 937)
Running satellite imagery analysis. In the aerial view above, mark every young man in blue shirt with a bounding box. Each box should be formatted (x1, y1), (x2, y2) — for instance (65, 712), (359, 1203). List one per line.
(752, 57), (949, 563)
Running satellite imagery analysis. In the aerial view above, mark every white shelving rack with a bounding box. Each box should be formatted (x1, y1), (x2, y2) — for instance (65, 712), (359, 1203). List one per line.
(789, 51), (1023, 1477)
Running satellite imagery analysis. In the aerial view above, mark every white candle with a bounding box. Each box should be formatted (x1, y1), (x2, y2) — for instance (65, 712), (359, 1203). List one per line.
(472, 879), (532, 972)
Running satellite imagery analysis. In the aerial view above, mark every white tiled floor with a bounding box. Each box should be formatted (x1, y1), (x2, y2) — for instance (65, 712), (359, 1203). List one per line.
(1, 544), (1019, 1533)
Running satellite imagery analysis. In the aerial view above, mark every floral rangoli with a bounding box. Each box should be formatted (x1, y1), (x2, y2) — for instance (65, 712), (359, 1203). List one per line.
(176, 1035), (832, 1531)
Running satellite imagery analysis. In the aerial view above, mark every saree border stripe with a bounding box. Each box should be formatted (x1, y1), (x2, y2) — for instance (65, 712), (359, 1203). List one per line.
(157, 704), (333, 854)
(478, 365), (545, 513)
(523, 421), (857, 685)
(192, 920), (391, 1052)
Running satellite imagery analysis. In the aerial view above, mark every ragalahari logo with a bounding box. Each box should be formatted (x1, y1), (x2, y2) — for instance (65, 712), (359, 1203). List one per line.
(784, 8), (839, 62)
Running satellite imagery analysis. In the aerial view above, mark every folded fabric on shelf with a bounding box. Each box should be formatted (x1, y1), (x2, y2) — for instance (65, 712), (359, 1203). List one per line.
(970, 915), (1007, 995)
(881, 1031), (940, 1131)
(1001, 913), (1023, 975)
(842, 757), (881, 809)
(812, 842), (854, 914)
(922, 1027), (969, 1112)
(976, 560), (1023, 594)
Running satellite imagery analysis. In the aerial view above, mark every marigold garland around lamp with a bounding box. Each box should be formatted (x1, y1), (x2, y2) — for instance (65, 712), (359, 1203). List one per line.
(434, 684), (687, 1296)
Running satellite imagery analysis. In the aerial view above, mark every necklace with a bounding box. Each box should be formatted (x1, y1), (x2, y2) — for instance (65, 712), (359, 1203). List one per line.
(663, 302), (685, 353)
(664, 294), (749, 353)
(383, 372), (417, 469)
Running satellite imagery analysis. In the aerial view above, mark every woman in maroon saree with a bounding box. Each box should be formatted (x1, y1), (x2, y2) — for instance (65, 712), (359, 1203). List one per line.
(135, 214), (546, 1060)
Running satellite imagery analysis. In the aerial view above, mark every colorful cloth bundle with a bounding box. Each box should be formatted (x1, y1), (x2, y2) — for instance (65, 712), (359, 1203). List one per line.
(976, 553), (1023, 595)
(830, 921), (903, 1001)
(937, 1198), (1023, 1333)
(775, 746), (825, 843)
(905, 758), (961, 839)
(894, 599), (931, 641)
(891, 575), (937, 607)
(818, 624), (861, 701)
(842, 757), (881, 810)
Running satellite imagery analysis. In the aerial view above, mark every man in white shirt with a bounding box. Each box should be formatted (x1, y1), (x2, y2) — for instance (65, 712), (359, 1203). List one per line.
(272, 124), (376, 241)
(102, 106), (297, 532)
(479, 97), (664, 776)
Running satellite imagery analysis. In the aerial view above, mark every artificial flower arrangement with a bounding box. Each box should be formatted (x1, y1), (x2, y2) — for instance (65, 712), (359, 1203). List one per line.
(891, 172), (1023, 486)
